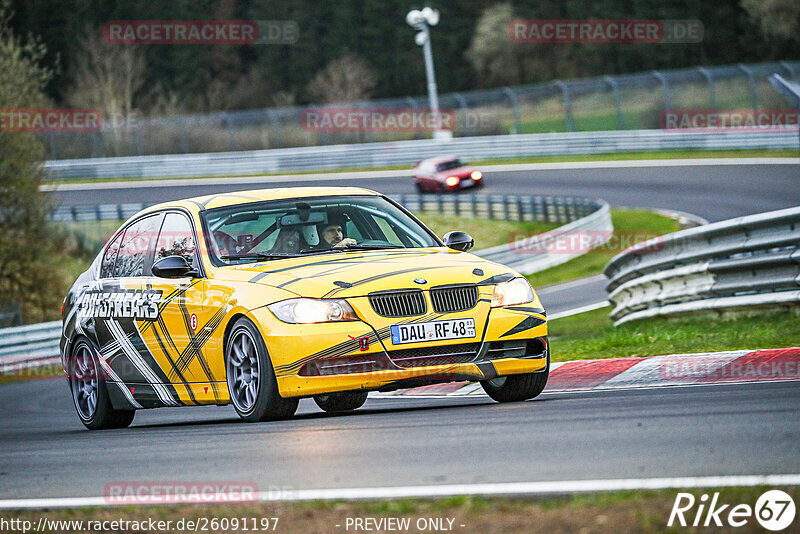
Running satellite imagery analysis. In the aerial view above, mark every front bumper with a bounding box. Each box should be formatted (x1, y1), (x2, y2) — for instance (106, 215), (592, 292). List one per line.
(276, 339), (548, 397)
(250, 299), (548, 398)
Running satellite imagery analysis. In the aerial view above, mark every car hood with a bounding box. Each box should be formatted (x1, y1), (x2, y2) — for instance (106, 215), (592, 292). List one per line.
(214, 248), (515, 299)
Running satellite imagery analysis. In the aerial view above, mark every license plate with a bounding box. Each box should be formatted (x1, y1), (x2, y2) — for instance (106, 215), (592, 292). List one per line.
(460, 178), (474, 187)
(390, 319), (476, 345)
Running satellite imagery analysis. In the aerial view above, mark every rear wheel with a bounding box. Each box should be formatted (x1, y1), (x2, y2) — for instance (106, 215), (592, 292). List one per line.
(226, 318), (298, 422)
(414, 181), (425, 193)
(69, 339), (135, 430)
(314, 391), (369, 413)
(481, 366), (549, 403)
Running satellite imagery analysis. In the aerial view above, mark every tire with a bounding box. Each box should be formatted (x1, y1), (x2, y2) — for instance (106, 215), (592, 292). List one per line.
(480, 365), (549, 403)
(314, 391), (369, 413)
(414, 181), (425, 193)
(226, 317), (298, 422)
(68, 339), (136, 430)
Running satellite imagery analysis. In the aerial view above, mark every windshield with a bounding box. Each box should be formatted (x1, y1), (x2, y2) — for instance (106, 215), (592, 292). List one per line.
(436, 159), (463, 172)
(202, 195), (441, 265)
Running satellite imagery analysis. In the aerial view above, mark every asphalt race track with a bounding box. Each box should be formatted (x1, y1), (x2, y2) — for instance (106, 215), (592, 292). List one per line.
(1, 379), (798, 500)
(49, 161), (800, 222)
(48, 161), (800, 314)
(2, 159), (797, 502)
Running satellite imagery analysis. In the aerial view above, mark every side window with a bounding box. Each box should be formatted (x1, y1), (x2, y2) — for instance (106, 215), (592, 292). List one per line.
(156, 213), (197, 266)
(114, 215), (162, 278)
(100, 231), (124, 278)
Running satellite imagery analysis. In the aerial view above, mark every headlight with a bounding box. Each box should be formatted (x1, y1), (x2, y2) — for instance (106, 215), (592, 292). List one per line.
(491, 277), (535, 308)
(268, 298), (358, 324)
(445, 176), (459, 186)
(471, 171), (482, 180)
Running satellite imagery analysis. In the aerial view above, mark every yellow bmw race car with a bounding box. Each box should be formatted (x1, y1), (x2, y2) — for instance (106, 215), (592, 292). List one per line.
(61, 187), (549, 429)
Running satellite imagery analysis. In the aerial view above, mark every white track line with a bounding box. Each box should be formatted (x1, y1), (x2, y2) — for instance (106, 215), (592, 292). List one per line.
(548, 301), (610, 320)
(41, 157), (799, 192)
(537, 274), (608, 294)
(2, 474), (799, 509)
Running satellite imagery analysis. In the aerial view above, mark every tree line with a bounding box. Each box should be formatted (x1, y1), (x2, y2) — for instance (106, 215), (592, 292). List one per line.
(8, 0), (798, 118)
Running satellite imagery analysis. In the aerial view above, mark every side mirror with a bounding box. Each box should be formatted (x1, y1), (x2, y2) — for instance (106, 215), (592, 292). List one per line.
(443, 231), (474, 252)
(152, 255), (198, 279)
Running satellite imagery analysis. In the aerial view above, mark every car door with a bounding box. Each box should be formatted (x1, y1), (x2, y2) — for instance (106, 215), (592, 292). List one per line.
(91, 212), (185, 408)
(144, 210), (223, 405)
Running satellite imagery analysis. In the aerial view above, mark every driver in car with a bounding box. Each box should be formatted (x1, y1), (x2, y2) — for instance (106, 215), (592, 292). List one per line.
(319, 222), (357, 248)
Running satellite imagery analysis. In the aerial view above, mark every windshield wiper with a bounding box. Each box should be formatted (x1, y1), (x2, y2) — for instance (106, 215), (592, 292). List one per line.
(220, 253), (299, 261)
(298, 248), (344, 255)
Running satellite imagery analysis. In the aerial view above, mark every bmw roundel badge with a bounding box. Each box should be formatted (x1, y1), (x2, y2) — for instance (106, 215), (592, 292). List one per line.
(413, 278), (427, 285)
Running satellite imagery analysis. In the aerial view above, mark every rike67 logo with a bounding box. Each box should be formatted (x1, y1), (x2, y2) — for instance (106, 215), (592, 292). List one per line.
(669, 490), (796, 531)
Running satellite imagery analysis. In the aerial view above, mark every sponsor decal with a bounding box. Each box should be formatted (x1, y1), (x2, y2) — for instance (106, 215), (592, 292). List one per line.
(190, 313), (198, 331)
(76, 288), (163, 320)
(348, 335), (370, 351)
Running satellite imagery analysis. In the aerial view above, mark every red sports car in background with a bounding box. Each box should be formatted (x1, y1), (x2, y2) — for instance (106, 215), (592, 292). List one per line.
(412, 155), (483, 193)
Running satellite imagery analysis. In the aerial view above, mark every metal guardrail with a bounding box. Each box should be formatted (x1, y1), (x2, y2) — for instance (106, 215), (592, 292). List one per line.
(45, 128), (799, 180)
(42, 61), (800, 159)
(15, 194), (609, 370)
(604, 206), (800, 325)
(0, 321), (62, 373)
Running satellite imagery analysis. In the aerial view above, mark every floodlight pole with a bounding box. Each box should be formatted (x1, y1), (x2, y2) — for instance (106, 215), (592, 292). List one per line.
(419, 24), (440, 130)
(407, 8), (447, 137)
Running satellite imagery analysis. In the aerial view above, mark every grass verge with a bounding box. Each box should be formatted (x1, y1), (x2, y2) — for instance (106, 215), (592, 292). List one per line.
(414, 213), (558, 250)
(45, 148), (797, 185)
(549, 306), (800, 362)
(5, 486), (797, 533)
(525, 208), (682, 288)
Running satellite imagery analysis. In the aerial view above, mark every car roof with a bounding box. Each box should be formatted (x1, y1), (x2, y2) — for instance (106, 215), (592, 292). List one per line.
(140, 186), (382, 213)
(419, 155), (460, 165)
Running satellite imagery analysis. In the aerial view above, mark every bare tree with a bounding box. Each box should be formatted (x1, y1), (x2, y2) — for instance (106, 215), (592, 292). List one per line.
(306, 54), (377, 103)
(67, 27), (146, 128)
(467, 3), (579, 87)
(467, 3), (524, 86)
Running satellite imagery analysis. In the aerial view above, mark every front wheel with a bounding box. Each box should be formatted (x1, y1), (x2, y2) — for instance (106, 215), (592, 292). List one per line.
(481, 366), (549, 403)
(226, 318), (298, 422)
(69, 339), (135, 430)
(314, 391), (368, 413)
